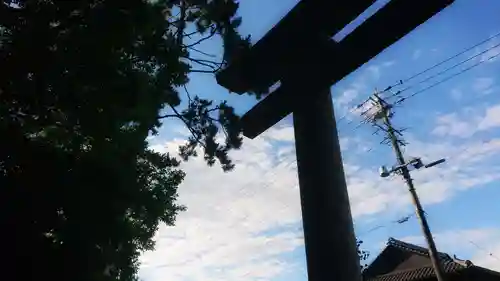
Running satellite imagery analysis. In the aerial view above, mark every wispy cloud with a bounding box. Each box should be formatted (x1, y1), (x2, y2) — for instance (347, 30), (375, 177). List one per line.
(450, 88), (463, 101)
(413, 49), (422, 60)
(332, 60), (397, 122)
(473, 77), (495, 95)
(142, 125), (304, 281)
(335, 89), (360, 108)
(432, 102), (500, 138)
(478, 104), (500, 130)
(368, 65), (381, 80)
(142, 122), (397, 281)
(142, 111), (500, 280)
(432, 113), (477, 138)
(383, 61), (396, 67)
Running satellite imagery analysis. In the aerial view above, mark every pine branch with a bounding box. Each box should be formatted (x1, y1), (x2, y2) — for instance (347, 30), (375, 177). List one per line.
(184, 28), (217, 48)
(187, 46), (217, 57)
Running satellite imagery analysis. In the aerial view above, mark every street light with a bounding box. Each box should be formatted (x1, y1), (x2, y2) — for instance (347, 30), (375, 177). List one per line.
(379, 158), (446, 178)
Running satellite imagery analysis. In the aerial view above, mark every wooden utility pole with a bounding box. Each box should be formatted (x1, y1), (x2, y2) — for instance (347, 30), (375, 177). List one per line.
(371, 94), (446, 281)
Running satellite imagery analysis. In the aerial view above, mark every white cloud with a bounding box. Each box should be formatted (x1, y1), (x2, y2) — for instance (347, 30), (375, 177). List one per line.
(141, 122), (399, 281)
(473, 77), (495, 95)
(141, 105), (500, 280)
(432, 103), (500, 138)
(478, 104), (500, 130)
(335, 89), (360, 108)
(473, 77), (494, 91)
(450, 88), (463, 101)
(366, 61), (396, 81)
(262, 125), (295, 142)
(384, 138), (500, 209)
(474, 243), (500, 271)
(383, 61), (396, 67)
(141, 124), (304, 281)
(332, 60), (396, 122)
(413, 49), (422, 60)
(368, 65), (381, 80)
(333, 86), (364, 121)
(432, 113), (477, 138)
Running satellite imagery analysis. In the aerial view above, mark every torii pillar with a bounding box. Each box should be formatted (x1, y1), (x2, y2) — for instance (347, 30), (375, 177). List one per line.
(216, 1), (454, 281)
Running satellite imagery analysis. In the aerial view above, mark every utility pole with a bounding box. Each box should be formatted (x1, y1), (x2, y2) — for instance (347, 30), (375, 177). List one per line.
(368, 93), (446, 281)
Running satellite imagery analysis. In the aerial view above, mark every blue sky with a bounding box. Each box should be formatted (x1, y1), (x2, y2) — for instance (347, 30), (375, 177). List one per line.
(140, 1), (500, 281)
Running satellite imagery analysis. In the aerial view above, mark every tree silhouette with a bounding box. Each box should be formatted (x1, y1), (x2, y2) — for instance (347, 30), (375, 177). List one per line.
(1, 0), (250, 280)
(1, 0), (370, 280)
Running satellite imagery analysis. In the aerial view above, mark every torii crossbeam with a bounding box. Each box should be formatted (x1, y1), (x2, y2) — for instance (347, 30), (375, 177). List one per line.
(216, 1), (454, 281)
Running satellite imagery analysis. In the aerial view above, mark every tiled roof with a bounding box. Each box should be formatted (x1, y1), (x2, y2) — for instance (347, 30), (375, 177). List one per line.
(364, 238), (496, 281)
(386, 238), (452, 262)
(366, 259), (466, 281)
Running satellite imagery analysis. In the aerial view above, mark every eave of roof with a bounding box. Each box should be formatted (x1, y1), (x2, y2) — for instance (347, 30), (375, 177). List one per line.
(366, 260), (467, 281)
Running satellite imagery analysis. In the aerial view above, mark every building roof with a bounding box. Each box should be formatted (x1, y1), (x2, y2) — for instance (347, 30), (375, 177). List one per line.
(364, 238), (499, 281)
(386, 238), (454, 262)
(368, 259), (466, 281)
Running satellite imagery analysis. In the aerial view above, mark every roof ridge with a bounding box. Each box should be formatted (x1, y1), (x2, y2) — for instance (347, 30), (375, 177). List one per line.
(387, 238), (452, 261)
(452, 255), (473, 267)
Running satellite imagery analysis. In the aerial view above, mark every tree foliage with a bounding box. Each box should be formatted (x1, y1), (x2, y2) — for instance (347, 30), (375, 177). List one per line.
(0, 0), (250, 280)
(357, 239), (371, 270)
(0, 0), (370, 280)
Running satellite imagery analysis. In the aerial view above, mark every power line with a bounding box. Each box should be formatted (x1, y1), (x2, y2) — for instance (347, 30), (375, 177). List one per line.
(468, 240), (500, 261)
(389, 42), (500, 99)
(357, 213), (415, 237)
(379, 31), (500, 94)
(335, 87), (397, 125)
(338, 55), (499, 157)
(425, 210), (500, 263)
(337, 43), (497, 134)
(336, 31), (500, 128)
(395, 49), (500, 104)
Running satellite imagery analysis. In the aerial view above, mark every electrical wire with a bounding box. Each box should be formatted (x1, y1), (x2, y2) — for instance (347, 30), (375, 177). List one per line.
(336, 31), (500, 127)
(395, 49), (500, 105)
(335, 88), (396, 125)
(347, 33), (500, 249)
(379, 31), (500, 94)
(345, 43), (500, 134)
(468, 240), (500, 261)
(389, 42), (500, 99)
(425, 210), (500, 262)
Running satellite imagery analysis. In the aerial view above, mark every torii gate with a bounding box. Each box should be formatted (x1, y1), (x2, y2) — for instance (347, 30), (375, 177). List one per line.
(216, 1), (454, 281)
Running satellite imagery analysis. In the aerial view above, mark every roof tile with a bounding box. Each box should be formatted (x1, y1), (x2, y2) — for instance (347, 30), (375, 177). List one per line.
(366, 260), (466, 281)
